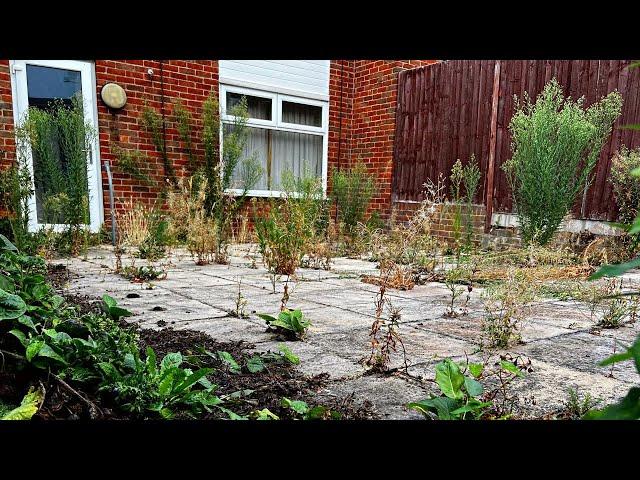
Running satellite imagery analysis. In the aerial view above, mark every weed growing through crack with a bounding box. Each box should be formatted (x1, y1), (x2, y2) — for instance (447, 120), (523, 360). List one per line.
(444, 266), (471, 317)
(596, 278), (639, 329)
(407, 353), (532, 420)
(365, 278), (408, 373)
(561, 388), (601, 419)
(231, 279), (248, 319)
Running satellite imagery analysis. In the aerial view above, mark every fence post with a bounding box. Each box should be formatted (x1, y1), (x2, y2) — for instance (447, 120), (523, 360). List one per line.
(484, 60), (501, 233)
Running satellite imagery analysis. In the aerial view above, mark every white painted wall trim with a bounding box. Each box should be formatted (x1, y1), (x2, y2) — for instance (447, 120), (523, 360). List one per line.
(491, 212), (625, 236)
(218, 77), (330, 102)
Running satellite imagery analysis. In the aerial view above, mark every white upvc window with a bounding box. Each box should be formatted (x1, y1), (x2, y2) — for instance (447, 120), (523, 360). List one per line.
(220, 84), (328, 197)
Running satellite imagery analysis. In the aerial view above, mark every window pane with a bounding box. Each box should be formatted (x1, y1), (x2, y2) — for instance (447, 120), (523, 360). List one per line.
(228, 125), (269, 190)
(281, 101), (322, 127)
(25, 65), (88, 224)
(27, 65), (82, 110)
(226, 92), (272, 120)
(227, 126), (323, 192)
(271, 130), (322, 190)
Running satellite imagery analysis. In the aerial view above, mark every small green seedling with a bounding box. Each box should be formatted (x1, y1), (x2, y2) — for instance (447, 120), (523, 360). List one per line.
(258, 309), (310, 339)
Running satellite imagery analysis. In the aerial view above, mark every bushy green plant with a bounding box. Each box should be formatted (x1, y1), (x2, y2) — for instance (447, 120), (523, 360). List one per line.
(23, 98), (96, 255)
(503, 79), (622, 246)
(257, 308), (310, 339)
(610, 146), (640, 224)
(255, 169), (324, 281)
(331, 161), (376, 233)
(3, 97), (96, 256)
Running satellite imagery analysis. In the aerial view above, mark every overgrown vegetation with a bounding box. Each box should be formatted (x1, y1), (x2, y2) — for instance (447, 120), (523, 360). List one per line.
(331, 160), (376, 238)
(503, 78), (622, 246)
(1, 97), (96, 256)
(480, 270), (535, 349)
(123, 92), (262, 265)
(0, 235), (375, 420)
(255, 169), (325, 284)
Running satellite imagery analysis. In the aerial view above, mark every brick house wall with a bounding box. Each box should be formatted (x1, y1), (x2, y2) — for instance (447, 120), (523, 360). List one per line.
(94, 60), (219, 223)
(0, 59), (437, 229)
(0, 62), (16, 217)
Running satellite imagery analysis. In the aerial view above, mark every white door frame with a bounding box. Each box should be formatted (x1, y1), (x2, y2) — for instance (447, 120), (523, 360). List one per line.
(9, 59), (103, 233)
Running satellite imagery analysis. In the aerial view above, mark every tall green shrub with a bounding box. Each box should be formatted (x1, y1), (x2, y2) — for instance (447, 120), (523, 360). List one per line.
(331, 161), (376, 232)
(503, 79), (622, 246)
(5, 97), (96, 254)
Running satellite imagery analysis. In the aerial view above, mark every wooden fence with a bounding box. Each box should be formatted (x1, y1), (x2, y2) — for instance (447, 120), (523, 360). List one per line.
(392, 60), (640, 224)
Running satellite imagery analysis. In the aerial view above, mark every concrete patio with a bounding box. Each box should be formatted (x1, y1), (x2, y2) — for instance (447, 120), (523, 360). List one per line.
(58, 245), (640, 419)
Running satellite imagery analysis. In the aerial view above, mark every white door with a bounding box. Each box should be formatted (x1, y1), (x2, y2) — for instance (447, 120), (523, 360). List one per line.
(10, 60), (102, 232)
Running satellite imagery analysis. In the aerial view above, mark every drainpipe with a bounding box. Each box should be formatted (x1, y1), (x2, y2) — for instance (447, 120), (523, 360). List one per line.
(334, 60), (345, 224)
(103, 160), (116, 246)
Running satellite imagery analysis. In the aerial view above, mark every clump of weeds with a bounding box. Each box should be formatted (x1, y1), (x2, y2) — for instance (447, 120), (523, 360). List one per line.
(480, 270), (535, 349)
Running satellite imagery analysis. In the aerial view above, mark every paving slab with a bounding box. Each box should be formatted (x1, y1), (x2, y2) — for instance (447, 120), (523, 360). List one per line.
(315, 375), (429, 420)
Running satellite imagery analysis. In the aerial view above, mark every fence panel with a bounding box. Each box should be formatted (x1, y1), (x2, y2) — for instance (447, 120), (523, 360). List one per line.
(392, 60), (640, 221)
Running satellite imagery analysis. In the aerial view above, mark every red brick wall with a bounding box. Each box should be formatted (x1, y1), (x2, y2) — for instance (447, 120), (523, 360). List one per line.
(350, 60), (437, 221)
(0, 59), (436, 227)
(392, 201), (486, 246)
(96, 60), (218, 222)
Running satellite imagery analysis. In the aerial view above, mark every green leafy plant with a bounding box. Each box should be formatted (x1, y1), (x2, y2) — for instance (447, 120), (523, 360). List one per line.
(408, 359), (491, 420)
(97, 348), (220, 419)
(280, 397), (341, 420)
(101, 294), (133, 321)
(0, 386), (44, 420)
(503, 78), (622, 246)
(257, 309), (310, 340)
(407, 357), (527, 420)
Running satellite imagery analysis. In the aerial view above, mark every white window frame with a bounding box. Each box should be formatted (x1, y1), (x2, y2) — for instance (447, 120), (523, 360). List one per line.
(277, 94), (326, 134)
(220, 84), (276, 128)
(9, 59), (103, 233)
(220, 84), (329, 198)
